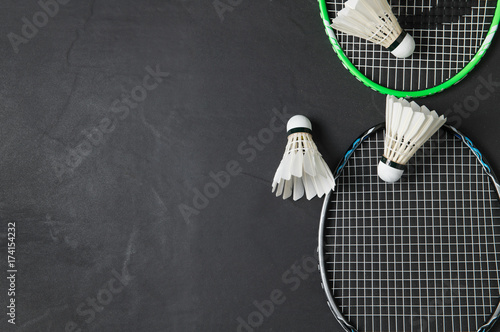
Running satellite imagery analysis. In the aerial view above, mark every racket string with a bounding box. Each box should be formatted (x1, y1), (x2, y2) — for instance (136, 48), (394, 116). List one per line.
(324, 130), (500, 332)
(325, 0), (495, 91)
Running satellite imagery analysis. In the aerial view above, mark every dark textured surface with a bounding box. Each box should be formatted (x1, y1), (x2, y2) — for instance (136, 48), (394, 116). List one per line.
(0, 1), (499, 331)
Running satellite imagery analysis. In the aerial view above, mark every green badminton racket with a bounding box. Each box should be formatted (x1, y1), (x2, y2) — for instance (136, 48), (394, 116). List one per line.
(319, 0), (500, 98)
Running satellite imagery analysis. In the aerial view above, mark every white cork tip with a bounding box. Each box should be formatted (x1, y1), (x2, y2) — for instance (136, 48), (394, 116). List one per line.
(378, 161), (404, 183)
(287, 115), (312, 132)
(391, 33), (415, 58)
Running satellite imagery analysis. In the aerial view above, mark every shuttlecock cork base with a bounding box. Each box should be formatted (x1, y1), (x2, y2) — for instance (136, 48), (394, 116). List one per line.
(378, 96), (447, 183)
(331, 0), (415, 58)
(378, 156), (405, 183)
(272, 115), (336, 201)
(387, 31), (415, 58)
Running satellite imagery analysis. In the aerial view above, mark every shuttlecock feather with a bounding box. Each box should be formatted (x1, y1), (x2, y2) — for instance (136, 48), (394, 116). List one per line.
(331, 0), (415, 58)
(272, 115), (336, 200)
(378, 95), (447, 183)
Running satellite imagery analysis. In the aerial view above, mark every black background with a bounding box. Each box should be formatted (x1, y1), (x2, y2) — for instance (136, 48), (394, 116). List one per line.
(0, 1), (499, 331)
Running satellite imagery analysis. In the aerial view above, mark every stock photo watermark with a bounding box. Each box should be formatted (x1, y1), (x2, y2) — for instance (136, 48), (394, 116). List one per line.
(178, 106), (291, 223)
(236, 253), (318, 331)
(64, 267), (134, 332)
(52, 64), (169, 181)
(8, 0), (72, 54)
(45, 214), (79, 249)
(213, 0), (244, 22)
(444, 74), (500, 128)
(411, 279), (462, 332)
(18, 226), (138, 331)
(402, 73), (499, 178)
(6, 222), (17, 325)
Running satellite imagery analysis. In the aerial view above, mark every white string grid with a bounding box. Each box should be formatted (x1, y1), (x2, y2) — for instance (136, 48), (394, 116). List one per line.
(325, 0), (496, 91)
(323, 129), (500, 332)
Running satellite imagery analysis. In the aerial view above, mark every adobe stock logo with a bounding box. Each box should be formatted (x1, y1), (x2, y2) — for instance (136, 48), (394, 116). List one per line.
(178, 106), (291, 223)
(411, 279), (463, 332)
(65, 268), (134, 332)
(8, 0), (72, 54)
(213, 0), (244, 22)
(52, 65), (169, 180)
(236, 254), (319, 331)
(444, 74), (500, 127)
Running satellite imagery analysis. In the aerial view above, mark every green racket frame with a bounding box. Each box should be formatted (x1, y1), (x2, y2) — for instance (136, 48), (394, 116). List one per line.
(318, 0), (500, 98)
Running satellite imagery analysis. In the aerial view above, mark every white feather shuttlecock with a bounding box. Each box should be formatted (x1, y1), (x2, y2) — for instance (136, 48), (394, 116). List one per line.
(272, 115), (336, 200)
(378, 95), (447, 183)
(331, 0), (415, 58)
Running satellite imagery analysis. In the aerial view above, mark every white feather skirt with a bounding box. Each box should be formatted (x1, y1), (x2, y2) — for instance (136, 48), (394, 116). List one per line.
(272, 132), (336, 200)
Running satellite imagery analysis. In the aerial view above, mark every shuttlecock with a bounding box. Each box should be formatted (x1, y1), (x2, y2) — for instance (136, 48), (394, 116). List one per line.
(331, 0), (415, 58)
(272, 115), (336, 200)
(378, 95), (447, 183)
